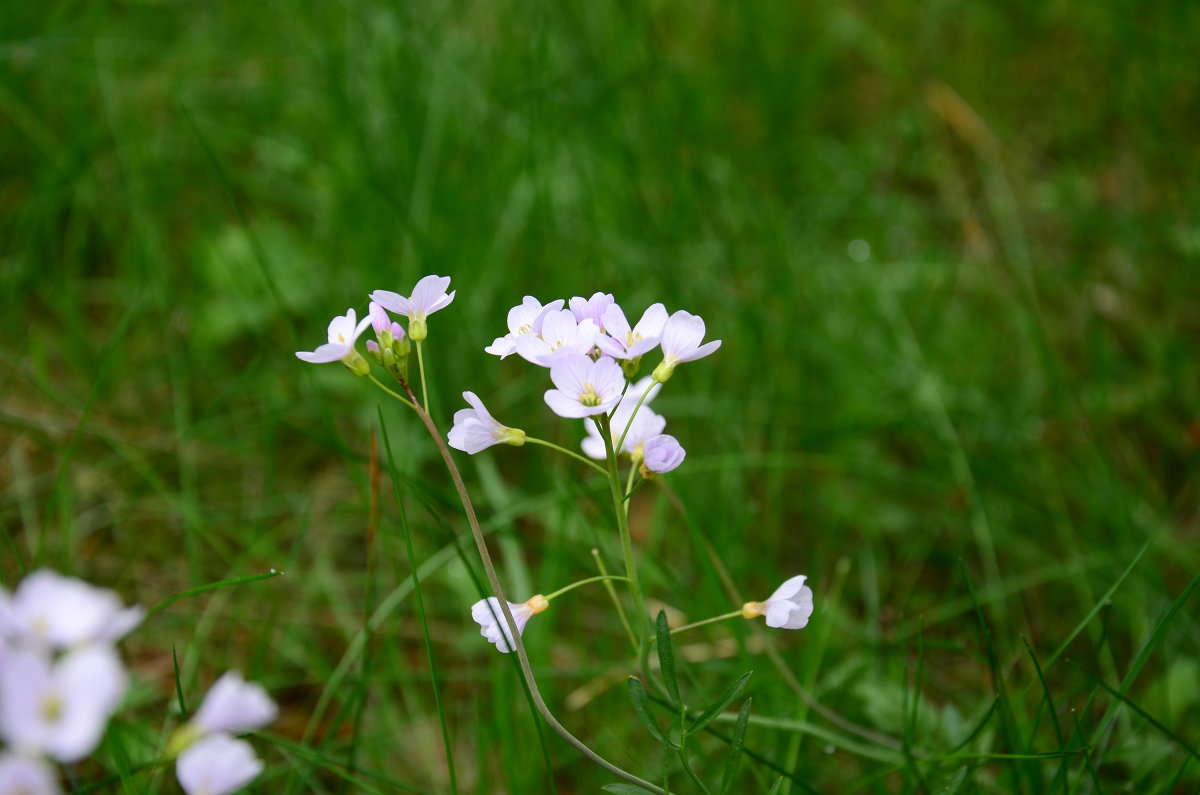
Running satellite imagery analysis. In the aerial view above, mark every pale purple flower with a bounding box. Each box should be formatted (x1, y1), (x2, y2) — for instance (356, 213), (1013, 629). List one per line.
(642, 434), (685, 474)
(471, 595), (548, 654)
(596, 302), (668, 360)
(176, 733), (264, 795)
(0, 569), (144, 650)
(652, 310), (722, 382)
(191, 671), (278, 736)
(0, 753), (60, 795)
(569, 292), (615, 330)
(448, 392), (526, 454)
(544, 355), (624, 418)
(513, 309), (598, 367)
(0, 646), (128, 763)
(742, 575), (814, 630)
(484, 296), (565, 358)
(369, 275), (455, 340)
(368, 301), (405, 341)
(581, 377), (664, 459)
(295, 309), (372, 366)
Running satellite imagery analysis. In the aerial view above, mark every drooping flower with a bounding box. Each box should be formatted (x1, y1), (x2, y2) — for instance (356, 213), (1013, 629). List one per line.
(742, 575), (814, 630)
(0, 646), (128, 763)
(513, 309), (598, 367)
(471, 595), (549, 654)
(651, 310), (722, 382)
(484, 297), (565, 358)
(369, 275), (455, 341)
(0, 569), (144, 650)
(641, 434), (685, 475)
(0, 753), (61, 795)
(544, 355), (624, 418)
(176, 733), (264, 795)
(295, 309), (372, 374)
(569, 292), (616, 330)
(596, 302), (668, 360)
(190, 672), (278, 736)
(448, 392), (526, 454)
(581, 377), (664, 459)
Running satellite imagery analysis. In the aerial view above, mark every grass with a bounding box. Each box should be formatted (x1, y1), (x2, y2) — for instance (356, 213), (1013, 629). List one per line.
(2, 1), (1198, 792)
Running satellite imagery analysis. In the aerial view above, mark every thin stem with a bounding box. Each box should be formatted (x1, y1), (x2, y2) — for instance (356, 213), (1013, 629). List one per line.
(367, 373), (417, 411)
(624, 463), (638, 508)
(524, 437), (608, 476)
(401, 383), (665, 794)
(664, 610), (744, 637)
(598, 415), (649, 641)
(544, 575), (630, 602)
(592, 548), (638, 652)
(615, 383), (654, 453)
(415, 340), (429, 410)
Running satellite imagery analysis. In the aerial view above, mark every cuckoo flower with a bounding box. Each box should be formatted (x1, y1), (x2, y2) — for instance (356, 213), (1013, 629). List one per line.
(742, 575), (814, 630)
(0, 754), (60, 795)
(368, 301), (406, 343)
(448, 392), (526, 454)
(652, 310), (722, 382)
(369, 274), (455, 341)
(0, 569), (144, 650)
(569, 292), (615, 330)
(513, 309), (598, 367)
(471, 595), (549, 654)
(641, 434), (685, 475)
(295, 309), (372, 374)
(596, 302), (668, 360)
(581, 377), (664, 459)
(191, 672), (278, 736)
(544, 354), (624, 418)
(176, 733), (264, 795)
(485, 296), (565, 358)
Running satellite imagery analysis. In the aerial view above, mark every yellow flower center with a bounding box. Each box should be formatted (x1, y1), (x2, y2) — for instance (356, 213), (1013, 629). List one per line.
(518, 323), (532, 334)
(579, 384), (601, 406)
(41, 693), (63, 723)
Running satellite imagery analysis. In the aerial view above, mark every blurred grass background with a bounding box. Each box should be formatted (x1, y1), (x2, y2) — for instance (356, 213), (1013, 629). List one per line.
(2, 1), (1198, 792)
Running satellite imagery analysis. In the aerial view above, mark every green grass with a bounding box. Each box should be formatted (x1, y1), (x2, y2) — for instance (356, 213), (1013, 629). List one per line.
(2, 1), (1198, 792)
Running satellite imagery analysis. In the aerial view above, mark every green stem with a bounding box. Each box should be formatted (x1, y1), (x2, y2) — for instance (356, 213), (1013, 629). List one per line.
(367, 373), (417, 411)
(624, 463), (638, 507)
(615, 384), (654, 453)
(592, 548), (638, 652)
(663, 610), (744, 637)
(415, 340), (429, 410)
(544, 575), (629, 602)
(524, 437), (608, 476)
(599, 415), (648, 642)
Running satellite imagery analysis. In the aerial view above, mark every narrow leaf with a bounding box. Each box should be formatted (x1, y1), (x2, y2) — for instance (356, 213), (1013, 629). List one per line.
(689, 671), (753, 735)
(719, 697), (753, 794)
(656, 610), (681, 707)
(628, 677), (670, 747)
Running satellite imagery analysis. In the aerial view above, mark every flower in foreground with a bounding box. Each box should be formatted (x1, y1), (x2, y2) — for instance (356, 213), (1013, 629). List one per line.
(295, 308), (372, 374)
(370, 274), (456, 341)
(448, 392), (526, 454)
(569, 292), (615, 330)
(581, 377), (664, 459)
(485, 296), (565, 358)
(0, 569), (144, 650)
(0, 753), (60, 795)
(544, 354), (624, 418)
(596, 302), (668, 360)
(471, 595), (549, 653)
(176, 733), (264, 795)
(651, 310), (722, 383)
(641, 434), (685, 475)
(742, 575), (814, 630)
(513, 309), (598, 367)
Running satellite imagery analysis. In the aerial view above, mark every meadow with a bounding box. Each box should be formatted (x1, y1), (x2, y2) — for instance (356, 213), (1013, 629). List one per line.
(1, 1), (1197, 792)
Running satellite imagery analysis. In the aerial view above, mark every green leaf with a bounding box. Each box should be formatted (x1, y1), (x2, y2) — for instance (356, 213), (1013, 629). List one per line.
(656, 610), (681, 707)
(766, 777), (785, 795)
(689, 671), (753, 735)
(719, 697), (753, 794)
(627, 677), (670, 747)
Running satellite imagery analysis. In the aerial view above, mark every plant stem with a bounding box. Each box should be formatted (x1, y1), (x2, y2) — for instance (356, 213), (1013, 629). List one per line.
(592, 548), (638, 652)
(598, 415), (649, 643)
(615, 384), (654, 453)
(524, 436), (609, 476)
(665, 610), (744, 636)
(544, 575), (630, 602)
(415, 340), (429, 410)
(367, 373), (417, 411)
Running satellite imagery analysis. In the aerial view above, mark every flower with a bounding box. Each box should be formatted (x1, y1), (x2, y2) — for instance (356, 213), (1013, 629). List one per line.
(295, 308), (372, 374)
(596, 302), (668, 360)
(0, 569), (144, 650)
(369, 275), (455, 341)
(641, 434), (685, 475)
(0, 753), (60, 795)
(484, 296), (565, 358)
(651, 310), (722, 382)
(191, 671), (278, 736)
(543, 355), (624, 418)
(513, 309), (599, 367)
(0, 646), (128, 763)
(176, 733), (264, 795)
(368, 301), (406, 342)
(448, 392), (526, 454)
(742, 575), (814, 630)
(581, 377), (664, 459)
(471, 595), (549, 653)
(569, 292), (616, 330)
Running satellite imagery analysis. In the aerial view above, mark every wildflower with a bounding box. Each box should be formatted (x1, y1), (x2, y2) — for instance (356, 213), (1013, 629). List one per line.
(448, 392), (526, 454)
(0, 646), (128, 763)
(581, 377), (664, 459)
(640, 434), (685, 476)
(0, 753), (60, 795)
(651, 310), (722, 383)
(191, 671), (278, 735)
(369, 274), (455, 341)
(471, 595), (549, 653)
(513, 309), (598, 367)
(365, 301), (410, 379)
(544, 355), (624, 418)
(596, 302), (668, 360)
(742, 575), (814, 630)
(569, 292), (615, 330)
(176, 733), (264, 795)
(0, 569), (143, 650)
(294, 308), (372, 375)
(485, 296), (565, 358)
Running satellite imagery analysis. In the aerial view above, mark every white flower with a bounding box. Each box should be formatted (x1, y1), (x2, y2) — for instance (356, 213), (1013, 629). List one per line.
(368, 301), (406, 341)
(369, 275), (455, 341)
(742, 575), (814, 630)
(596, 302), (668, 360)
(513, 309), (599, 367)
(448, 392), (526, 454)
(651, 310), (722, 382)
(569, 292), (615, 330)
(191, 671), (278, 736)
(295, 308), (372, 368)
(0, 753), (60, 795)
(581, 377), (664, 459)
(484, 296), (564, 358)
(0, 646), (128, 763)
(471, 595), (548, 654)
(543, 355), (625, 419)
(642, 434), (685, 474)
(176, 733), (264, 795)
(0, 569), (144, 650)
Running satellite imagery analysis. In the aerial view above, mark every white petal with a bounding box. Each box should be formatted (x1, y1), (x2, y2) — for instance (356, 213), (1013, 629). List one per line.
(193, 671), (278, 735)
(590, 357), (626, 402)
(461, 392), (495, 424)
(661, 311), (705, 355)
(0, 648), (52, 753)
(766, 575), (808, 603)
(633, 303), (669, 337)
(0, 753), (60, 795)
(409, 275), (452, 312)
(548, 354), (593, 396)
(50, 645), (128, 763)
(600, 304), (632, 340)
(176, 734), (264, 795)
(484, 335), (516, 357)
(676, 338), (722, 363)
(369, 289), (410, 316)
(513, 334), (553, 366)
(296, 343), (350, 363)
(544, 390), (595, 419)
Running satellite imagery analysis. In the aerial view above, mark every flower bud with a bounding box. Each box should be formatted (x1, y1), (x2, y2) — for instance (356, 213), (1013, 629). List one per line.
(342, 351), (371, 377)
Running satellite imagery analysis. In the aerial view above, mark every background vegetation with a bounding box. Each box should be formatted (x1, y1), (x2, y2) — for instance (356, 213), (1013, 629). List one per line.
(1, 1), (1197, 792)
